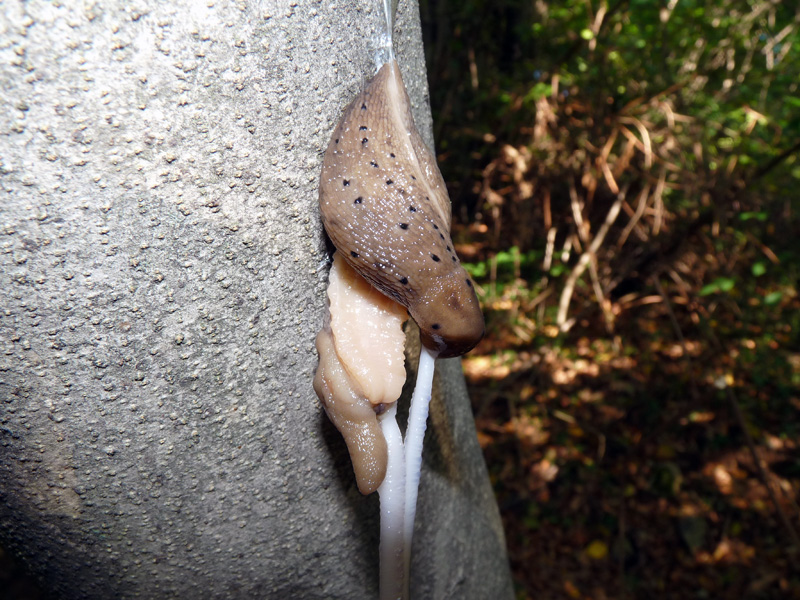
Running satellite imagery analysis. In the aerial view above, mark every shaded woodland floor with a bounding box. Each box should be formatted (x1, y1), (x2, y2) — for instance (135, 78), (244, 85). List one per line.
(463, 285), (800, 599)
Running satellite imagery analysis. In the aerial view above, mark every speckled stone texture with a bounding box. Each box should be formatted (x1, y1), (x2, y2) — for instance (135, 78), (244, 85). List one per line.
(0, 1), (513, 598)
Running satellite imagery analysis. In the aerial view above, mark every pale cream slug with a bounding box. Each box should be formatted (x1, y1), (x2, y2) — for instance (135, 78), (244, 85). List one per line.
(313, 254), (407, 495)
(327, 254), (408, 408)
(319, 60), (484, 358)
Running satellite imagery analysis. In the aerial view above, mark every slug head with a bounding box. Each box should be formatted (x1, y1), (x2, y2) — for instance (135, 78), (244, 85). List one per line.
(411, 269), (484, 358)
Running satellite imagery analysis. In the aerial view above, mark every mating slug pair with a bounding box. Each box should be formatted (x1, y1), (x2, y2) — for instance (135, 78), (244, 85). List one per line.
(314, 58), (483, 495)
(313, 9), (485, 599)
(319, 60), (484, 360)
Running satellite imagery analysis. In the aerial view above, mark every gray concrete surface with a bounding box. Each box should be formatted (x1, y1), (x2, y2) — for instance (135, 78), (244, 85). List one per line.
(0, 1), (513, 598)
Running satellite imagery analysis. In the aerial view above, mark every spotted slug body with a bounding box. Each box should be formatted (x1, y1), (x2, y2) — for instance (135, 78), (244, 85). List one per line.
(320, 60), (484, 358)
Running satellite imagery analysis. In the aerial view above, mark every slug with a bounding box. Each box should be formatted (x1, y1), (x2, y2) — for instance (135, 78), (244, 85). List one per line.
(326, 253), (408, 408)
(313, 254), (408, 495)
(314, 328), (388, 494)
(319, 59), (484, 358)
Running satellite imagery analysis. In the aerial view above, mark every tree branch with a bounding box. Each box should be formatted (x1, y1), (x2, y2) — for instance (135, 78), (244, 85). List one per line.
(557, 184), (627, 328)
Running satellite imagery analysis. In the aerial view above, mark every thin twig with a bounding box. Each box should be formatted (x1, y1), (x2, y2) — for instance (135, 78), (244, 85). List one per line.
(618, 184), (651, 249)
(652, 167), (666, 235)
(588, 256), (615, 334)
(618, 117), (653, 168)
(557, 185), (627, 327)
(539, 227), (557, 324)
(750, 137), (800, 182)
(653, 277), (700, 401)
(569, 179), (588, 242)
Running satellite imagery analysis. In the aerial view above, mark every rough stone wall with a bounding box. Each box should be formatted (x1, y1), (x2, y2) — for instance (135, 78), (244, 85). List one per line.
(0, 1), (513, 598)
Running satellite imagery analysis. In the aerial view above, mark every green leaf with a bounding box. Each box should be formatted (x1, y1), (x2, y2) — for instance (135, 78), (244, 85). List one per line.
(699, 283), (718, 296)
(785, 97), (800, 108)
(524, 82), (552, 103)
(463, 261), (487, 279)
(739, 211), (767, 222)
(751, 262), (766, 277)
(580, 29), (594, 40)
(495, 247), (519, 266)
(718, 277), (735, 292)
(700, 277), (735, 296)
(765, 291), (783, 305)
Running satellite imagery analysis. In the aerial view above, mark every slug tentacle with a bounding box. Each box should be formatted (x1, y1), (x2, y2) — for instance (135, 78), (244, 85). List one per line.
(320, 60), (484, 358)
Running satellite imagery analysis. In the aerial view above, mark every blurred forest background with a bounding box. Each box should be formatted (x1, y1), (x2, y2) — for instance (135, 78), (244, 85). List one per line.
(419, 0), (800, 598)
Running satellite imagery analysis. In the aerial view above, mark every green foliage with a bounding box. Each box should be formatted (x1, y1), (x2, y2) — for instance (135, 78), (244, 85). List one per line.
(463, 246), (545, 293)
(423, 0), (800, 212)
(699, 277), (736, 296)
(421, 2), (800, 597)
(423, 0), (799, 334)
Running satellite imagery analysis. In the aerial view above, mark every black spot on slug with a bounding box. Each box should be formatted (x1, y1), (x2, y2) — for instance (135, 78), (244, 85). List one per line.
(386, 179), (393, 185)
(362, 138), (368, 145)
(400, 277), (408, 285)
(411, 175), (416, 181)
(409, 206), (417, 212)
(446, 246), (452, 252)
(343, 179), (350, 187)
(466, 279), (473, 287)
(431, 324), (441, 330)
(439, 233), (445, 241)
(399, 223), (409, 230)
(389, 152), (396, 158)
(361, 103), (367, 110)
(359, 125), (367, 131)
(451, 256), (457, 262)
(370, 160), (379, 167)
(431, 254), (440, 262)
(432, 223), (439, 230)
(334, 138), (339, 144)
(354, 197), (363, 204)
(351, 251), (359, 258)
